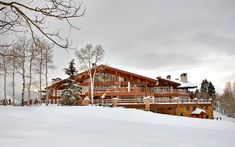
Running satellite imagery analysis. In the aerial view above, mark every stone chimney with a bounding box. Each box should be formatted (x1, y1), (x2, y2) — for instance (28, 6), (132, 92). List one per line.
(167, 75), (171, 80)
(180, 73), (188, 83)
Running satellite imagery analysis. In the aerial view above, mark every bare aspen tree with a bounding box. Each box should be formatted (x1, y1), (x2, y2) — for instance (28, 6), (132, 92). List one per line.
(33, 40), (45, 103)
(75, 44), (105, 105)
(0, 47), (10, 105)
(219, 82), (235, 117)
(26, 39), (39, 105)
(8, 46), (18, 105)
(43, 42), (54, 104)
(1, 44), (19, 105)
(33, 39), (54, 103)
(0, 0), (85, 49)
(14, 38), (28, 106)
(11, 48), (16, 105)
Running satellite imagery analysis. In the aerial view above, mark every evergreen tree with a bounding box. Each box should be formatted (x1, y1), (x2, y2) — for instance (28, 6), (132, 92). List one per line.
(200, 79), (216, 99)
(208, 81), (216, 108)
(200, 79), (209, 93)
(200, 79), (209, 99)
(60, 59), (82, 105)
(208, 82), (216, 97)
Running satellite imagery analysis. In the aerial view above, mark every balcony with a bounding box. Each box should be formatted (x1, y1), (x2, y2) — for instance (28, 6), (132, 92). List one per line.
(88, 87), (190, 98)
(91, 87), (155, 97)
(154, 89), (190, 97)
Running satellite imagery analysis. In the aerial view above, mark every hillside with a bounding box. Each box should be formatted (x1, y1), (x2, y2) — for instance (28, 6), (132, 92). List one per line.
(0, 106), (235, 147)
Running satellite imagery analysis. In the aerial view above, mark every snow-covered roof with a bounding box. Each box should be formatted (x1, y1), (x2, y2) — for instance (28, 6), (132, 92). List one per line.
(171, 79), (197, 89)
(178, 82), (197, 88)
(158, 77), (197, 89)
(191, 108), (206, 115)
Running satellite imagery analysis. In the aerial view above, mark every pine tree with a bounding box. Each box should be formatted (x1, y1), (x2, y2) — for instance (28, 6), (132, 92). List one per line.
(208, 81), (216, 108)
(60, 59), (82, 105)
(200, 79), (216, 99)
(200, 79), (209, 99)
(208, 82), (216, 97)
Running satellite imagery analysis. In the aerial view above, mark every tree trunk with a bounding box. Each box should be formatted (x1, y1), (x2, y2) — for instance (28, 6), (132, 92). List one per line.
(27, 56), (33, 106)
(39, 47), (43, 104)
(45, 50), (48, 104)
(12, 57), (15, 105)
(3, 56), (7, 106)
(21, 68), (25, 106)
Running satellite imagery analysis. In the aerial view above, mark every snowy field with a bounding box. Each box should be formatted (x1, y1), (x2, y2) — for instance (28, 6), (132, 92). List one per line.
(0, 106), (235, 147)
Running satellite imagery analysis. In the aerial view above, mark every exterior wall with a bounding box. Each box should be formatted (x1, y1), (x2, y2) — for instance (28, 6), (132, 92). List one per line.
(114, 101), (214, 119)
(174, 106), (213, 119)
(157, 107), (176, 115)
(149, 103), (213, 119)
(207, 106), (214, 119)
(82, 86), (89, 95)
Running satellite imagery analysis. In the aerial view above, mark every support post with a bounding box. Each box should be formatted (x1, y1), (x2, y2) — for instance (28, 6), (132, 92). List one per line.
(112, 98), (118, 107)
(144, 97), (150, 111)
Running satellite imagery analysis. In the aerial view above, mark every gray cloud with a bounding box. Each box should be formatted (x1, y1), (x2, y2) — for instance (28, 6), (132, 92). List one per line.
(192, 32), (235, 55)
(119, 52), (202, 71)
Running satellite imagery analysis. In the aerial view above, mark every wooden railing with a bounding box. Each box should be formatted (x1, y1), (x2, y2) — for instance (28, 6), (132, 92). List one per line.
(95, 98), (211, 104)
(91, 87), (155, 97)
(154, 89), (188, 94)
(149, 98), (211, 104)
(117, 99), (143, 104)
(92, 87), (189, 94)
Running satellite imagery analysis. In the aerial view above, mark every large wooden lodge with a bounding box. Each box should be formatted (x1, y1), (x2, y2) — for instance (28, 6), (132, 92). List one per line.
(46, 65), (213, 119)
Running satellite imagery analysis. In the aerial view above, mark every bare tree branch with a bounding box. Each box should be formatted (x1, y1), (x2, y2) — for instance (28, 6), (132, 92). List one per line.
(0, 0), (85, 49)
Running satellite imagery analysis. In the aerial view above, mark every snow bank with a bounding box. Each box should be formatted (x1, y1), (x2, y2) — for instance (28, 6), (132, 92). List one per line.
(0, 106), (235, 147)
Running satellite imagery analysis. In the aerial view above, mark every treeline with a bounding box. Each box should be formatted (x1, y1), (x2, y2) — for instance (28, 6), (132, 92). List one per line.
(0, 37), (54, 106)
(195, 79), (216, 100)
(217, 82), (235, 117)
(195, 79), (235, 118)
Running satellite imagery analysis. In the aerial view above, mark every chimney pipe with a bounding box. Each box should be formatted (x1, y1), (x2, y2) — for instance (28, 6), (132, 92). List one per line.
(180, 73), (188, 83)
(167, 75), (171, 80)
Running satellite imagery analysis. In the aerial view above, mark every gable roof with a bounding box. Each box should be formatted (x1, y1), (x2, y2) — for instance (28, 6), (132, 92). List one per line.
(46, 64), (158, 89)
(156, 77), (181, 87)
(191, 108), (206, 115)
(93, 65), (158, 84)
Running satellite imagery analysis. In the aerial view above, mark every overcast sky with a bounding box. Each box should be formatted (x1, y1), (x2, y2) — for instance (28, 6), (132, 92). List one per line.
(1, 0), (235, 96)
(50, 0), (235, 93)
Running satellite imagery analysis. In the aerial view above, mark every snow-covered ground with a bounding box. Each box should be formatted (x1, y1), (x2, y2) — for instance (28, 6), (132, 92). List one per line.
(0, 106), (235, 147)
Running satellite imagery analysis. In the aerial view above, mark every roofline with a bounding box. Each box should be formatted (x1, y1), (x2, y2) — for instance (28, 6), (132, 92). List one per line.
(46, 64), (158, 89)
(156, 77), (181, 86)
(98, 65), (157, 83)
